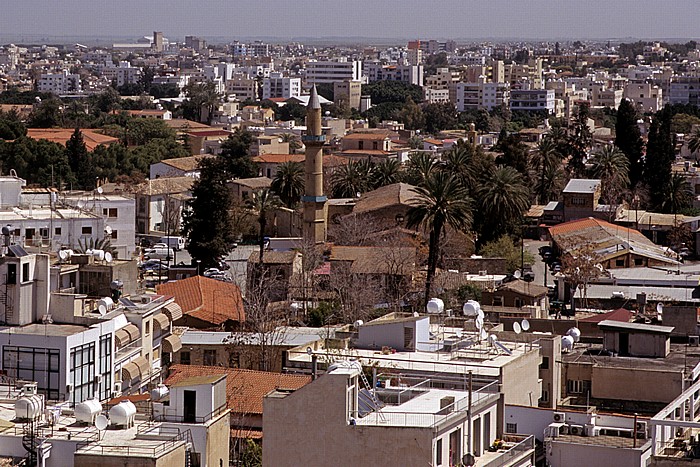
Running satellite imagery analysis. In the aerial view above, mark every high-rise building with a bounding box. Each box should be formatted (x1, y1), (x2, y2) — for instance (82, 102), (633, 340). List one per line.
(302, 86), (327, 245)
(153, 31), (164, 52)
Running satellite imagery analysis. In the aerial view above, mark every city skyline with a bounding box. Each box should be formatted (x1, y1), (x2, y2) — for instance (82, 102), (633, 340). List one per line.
(1, 0), (698, 42)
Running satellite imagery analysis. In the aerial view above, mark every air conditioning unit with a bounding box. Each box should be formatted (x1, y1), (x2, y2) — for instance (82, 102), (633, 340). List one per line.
(113, 382), (122, 394)
(584, 424), (598, 437)
(553, 412), (566, 423)
(141, 296), (152, 304)
(636, 421), (648, 437)
(569, 425), (584, 436)
(559, 425), (570, 435)
(690, 336), (700, 347)
(66, 384), (73, 393)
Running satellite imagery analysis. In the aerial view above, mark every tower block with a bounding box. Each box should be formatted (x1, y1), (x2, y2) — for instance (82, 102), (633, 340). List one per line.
(302, 86), (327, 244)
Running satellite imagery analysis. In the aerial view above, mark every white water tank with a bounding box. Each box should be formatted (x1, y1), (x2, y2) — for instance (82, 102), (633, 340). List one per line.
(75, 399), (102, 424)
(98, 297), (114, 315)
(150, 385), (169, 401)
(109, 400), (136, 428)
(426, 298), (444, 314)
(92, 249), (105, 261)
(562, 335), (575, 352)
(566, 327), (581, 343)
(462, 300), (481, 317)
(15, 395), (43, 420)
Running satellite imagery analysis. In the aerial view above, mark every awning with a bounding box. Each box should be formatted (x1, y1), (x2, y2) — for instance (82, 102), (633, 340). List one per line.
(115, 329), (131, 348)
(121, 361), (140, 381)
(134, 356), (150, 376)
(161, 334), (182, 353)
(153, 313), (170, 332)
(123, 323), (141, 341)
(162, 302), (183, 322)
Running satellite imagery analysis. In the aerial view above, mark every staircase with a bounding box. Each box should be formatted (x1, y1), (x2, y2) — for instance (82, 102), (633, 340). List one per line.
(0, 282), (13, 323)
(21, 422), (37, 467)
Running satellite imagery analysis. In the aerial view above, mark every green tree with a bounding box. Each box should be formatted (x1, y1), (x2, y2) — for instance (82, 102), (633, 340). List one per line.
(405, 152), (437, 186)
(218, 129), (258, 179)
(475, 166), (531, 241)
(362, 81), (424, 104)
(531, 138), (562, 204)
(330, 159), (374, 198)
(66, 129), (96, 189)
(663, 173), (693, 215)
(688, 127), (700, 163)
(644, 107), (674, 211)
(28, 97), (63, 128)
(589, 145), (629, 204)
(406, 172), (472, 305)
(495, 133), (529, 176)
(480, 235), (535, 273)
(397, 98), (425, 130)
(615, 99), (645, 187)
(182, 159), (238, 268)
(247, 188), (281, 264)
(371, 159), (402, 189)
(271, 161), (304, 208)
(0, 110), (26, 140)
(423, 102), (457, 134)
(567, 102), (592, 178)
(182, 81), (221, 124)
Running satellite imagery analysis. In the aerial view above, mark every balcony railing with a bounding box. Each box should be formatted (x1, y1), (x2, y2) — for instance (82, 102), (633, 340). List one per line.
(481, 434), (535, 467)
(116, 338), (142, 361)
(76, 428), (192, 458)
(152, 402), (228, 424)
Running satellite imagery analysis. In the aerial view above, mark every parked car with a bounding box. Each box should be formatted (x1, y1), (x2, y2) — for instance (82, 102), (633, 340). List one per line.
(203, 268), (225, 279)
(159, 236), (186, 251)
(143, 247), (174, 261)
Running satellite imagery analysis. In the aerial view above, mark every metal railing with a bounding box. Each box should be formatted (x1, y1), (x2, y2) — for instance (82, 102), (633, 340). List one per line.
(115, 338), (142, 361)
(481, 434), (535, 467)
(76, 428), (192, 458)
(152, 403), (228, 424)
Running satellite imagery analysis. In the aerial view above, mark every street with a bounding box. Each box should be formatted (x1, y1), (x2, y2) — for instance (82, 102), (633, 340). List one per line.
(524, 239), (554, 288)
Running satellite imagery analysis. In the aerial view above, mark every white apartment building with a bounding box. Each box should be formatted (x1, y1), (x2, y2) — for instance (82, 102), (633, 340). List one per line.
(669, 76), (700, 107)
(451, 80), (510, 111)
(624, 82), (663, 112)
(510, 86), (555, 114)
(263, 72), (301, 99)
(37, 70), (82, 94)
(305, 59), (362, 84)
(100, 61), (141, 88)
(225, 75), (258, 100)
(592, 85), (623, 109)
(363, 61), (423, 86)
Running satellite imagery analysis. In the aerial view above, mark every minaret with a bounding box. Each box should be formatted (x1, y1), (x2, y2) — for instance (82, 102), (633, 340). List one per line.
(302, 86), (327, 244)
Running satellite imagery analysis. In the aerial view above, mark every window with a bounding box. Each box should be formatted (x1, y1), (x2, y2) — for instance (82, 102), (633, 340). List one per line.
(98, 334), (112, 401)
(111, 230), (118, 240)
(145, 321), (150, 336)
(81, 226), (92, 235)
(102, 208), (118, 218)
(436, 438), (443, 466)
(540, 356), (549, 370)
(70, 343), (96, 404)
(506, 423), (518, 434)
(180, 351), (191, 365)
(203, 349), (217, 366)
(541, 389), (549, 403)
(7, 264), (16, 285)
(3, 346), (60, 400)
(25, 228), (35, 240)
(403, 327), (414, 349)
(358, 141), (364, 150)
(567, 379), (590, 394)
(615, 259), (625, 267)
(449, 428), (461, 466)
(39, 228), (49, 238)
(634, 258), (644, 266)
(21, 263), (29, 283)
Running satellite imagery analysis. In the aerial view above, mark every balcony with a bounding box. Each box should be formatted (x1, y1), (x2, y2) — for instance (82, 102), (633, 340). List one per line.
(479, 434), (536, 467)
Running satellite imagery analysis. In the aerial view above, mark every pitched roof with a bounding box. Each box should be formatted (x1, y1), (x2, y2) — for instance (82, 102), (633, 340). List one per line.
(580, 308), (633, 323)
(156, 276), (245, 325)
(498, 279), (549, 297)
(353, 183), (420, 215)
(164, 365), (311, 414)
(26, 128), (119, 151)
(248, 251), (299, 264)
(342, 132), (391, 141)
(185, 129), (233, 137)
(563, 178), (601, 194)
(252, 154), (305, 164)
(329, 245), (416, 275)
(231, 177), (272, 189)
(165, 119), (212, 130)
(160, 155), (215, 172)
(135, 176), (194, 196)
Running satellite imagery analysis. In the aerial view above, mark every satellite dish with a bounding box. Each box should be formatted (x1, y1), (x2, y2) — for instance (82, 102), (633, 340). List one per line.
(462, 453), (476, 466)
(58, 250), (68, 261)
(104, 226), (112, 235)
(477, 308), (484, 320)
(513, 322), (522, 334)
(480, 328), (488, 341)
(475, 315), (484, 330)
(595, 263), (604, 272)
(97, 187), (103, 194)
(456, 329), (463, 339)
(488, 334), (498, 345)
(97, 304), (107, 316)
(104, 252), (113, 263)
(521, 319), (530, 331)
(656, 302), (664, 314)
(426, 298), (444, 314)
(95, 414), (109, 431)
(514, 270), (522, 279)
(306, 347), (313, 355)
(413, 311), (419, 317)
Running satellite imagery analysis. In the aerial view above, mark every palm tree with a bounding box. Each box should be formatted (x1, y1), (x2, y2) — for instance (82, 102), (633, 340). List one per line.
(442, 141), (477, 191)
(371, 159), (402, 188)
(589, 145), (629, 204)
(689, 128), (700, 164)
(280, 133), (302, 154)
(405, 152), (437, 186)
(664, 173), (693, 215)
(406, 171), (472, 305)
(534, 161), (565, 204)
(271, 161), (305, 208)
(330, 160), (373, 198)
(531, 138), (562, 204)
(476, 166), (531, 241)
(247, 189), (281, 264)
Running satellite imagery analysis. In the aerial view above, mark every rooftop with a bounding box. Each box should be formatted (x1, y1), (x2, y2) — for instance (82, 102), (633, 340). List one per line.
(0, 323), (87, 337)
(563, 178), (601, 194)
(26, 128), (119, 151)
(180, 326), (340, 347)
(352, 182), (420, 215)
(553, 433), (651, 449)
(561, 342), (700, 371)
(159, 154), (214, 172)
(597, 320), (674, 334)
(156, 276), (245, 325)
(136, 177), (194, 196)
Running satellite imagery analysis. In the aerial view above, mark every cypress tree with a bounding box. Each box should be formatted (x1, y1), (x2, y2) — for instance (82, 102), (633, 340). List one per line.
(644, 107), (674, 211)
(615, 99), (644, 188)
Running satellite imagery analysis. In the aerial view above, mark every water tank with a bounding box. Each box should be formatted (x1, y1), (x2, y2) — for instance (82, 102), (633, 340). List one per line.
(109, 400), (136, 428)
(92, 249), (105, 261)
(566, 327), (581, 343)
(15, 395), (43, 420)
(426, 298), (444, 314)
(353, 320), (364, 329)
(462, 300), (481, 317)
(97, 297), (114, 315)
(561, 335), (575, 352)
(150, 385), (169, 401)
(75, 399), (102, 424)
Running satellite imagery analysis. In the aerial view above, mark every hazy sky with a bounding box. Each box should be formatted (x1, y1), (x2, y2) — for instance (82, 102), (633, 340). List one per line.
(2, 0), (699, 41)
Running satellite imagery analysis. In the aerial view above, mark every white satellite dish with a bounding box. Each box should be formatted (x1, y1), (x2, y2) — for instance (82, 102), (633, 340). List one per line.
(97, 304), (107, 315)
(97, 186), (103, 194)
(477, 308), (484, 320)
(513, 322), (522, 334)
(561, 335), (575, 352)
(488, 334), (498, 345)
(306, 347), (313, 355)
(521, 319), (530, 331)
(58, 250), (68, 261)
(480, 328), (488, 341)
(104, 225), (112, 235)
(426, 298), (444, 314)
(95, 414), (109, 431)
(656, 302), (664, 314)
(475, 315), (484, 330)
(514, 269), (522, 279)
(104, 252), (113, 263)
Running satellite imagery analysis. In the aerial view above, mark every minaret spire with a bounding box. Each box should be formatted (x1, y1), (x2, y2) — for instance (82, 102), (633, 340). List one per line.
(302, 86), (327, 244)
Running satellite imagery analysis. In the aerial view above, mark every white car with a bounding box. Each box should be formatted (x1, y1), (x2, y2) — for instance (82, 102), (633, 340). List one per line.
(203, 268), (225, 279)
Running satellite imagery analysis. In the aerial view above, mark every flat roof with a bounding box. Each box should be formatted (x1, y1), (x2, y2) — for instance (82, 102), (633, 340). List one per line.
(563, 178), (601, 194)
(598, 320), (674, 334)
(562, 343), (700, 371)
(0, 323), (87, 337)
(171, 374), (225, 387)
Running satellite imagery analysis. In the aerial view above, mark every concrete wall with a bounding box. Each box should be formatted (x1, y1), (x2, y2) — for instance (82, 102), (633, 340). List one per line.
(539, 337), (562, 408)
(602, 330), (669, 357)
(591, 366), (683, 403)
(500, 349), (542, 406)
(548, 438), (651, 467)
(662, 306), (698, 336)
(74, 444), (186, 467)
(356, 317), (430, 351)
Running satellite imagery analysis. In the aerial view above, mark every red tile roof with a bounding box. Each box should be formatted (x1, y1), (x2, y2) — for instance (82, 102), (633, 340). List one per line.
(157, 276), (245, 326)
(252, 154), (304, 164)
(342, 132), (391, 141)
(26, 128), (119, 151)
(580, 308), (633, 323)
(164, 365), (311, 414)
